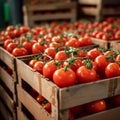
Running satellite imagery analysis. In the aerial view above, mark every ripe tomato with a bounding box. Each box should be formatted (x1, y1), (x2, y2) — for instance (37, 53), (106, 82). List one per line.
(44, 47), (56, 60)
(43, 102), (51, 113)
(20, 26), (30, 33)
(6, 42), (18, 53)
(3, 39), (13, 49)
(76, 66), (97, 83)
(29, 59), (38, 68)
(85, 100), (106, 113)
(12, 47), (28, 56)
(33, 61), (44, 74)
(55, 50), (68, 61)
(116, 54), (120, 61)
(69, 111), (74, 120)
(79, 37), (92, 47)
(111, 95), (120, 107)
(78, 49), (87, 57)
(43, 60), (57, 80)
(32, 42), (46, 54)
(65, 38), (80, 48)
(94, 55), (108, 77)
(53, 68), (76, 88)
(36, 94), (45, 104)
(105, 62), (120, 78)
(87, 48), (102, 60)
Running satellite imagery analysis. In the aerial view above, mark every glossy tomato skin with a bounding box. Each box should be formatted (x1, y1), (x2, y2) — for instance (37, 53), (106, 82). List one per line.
(43, 60), (57, 80)
(33, 61), (44, 74)
(79, 37), (92, 47)
(36, 94), (45, 104)
(12, 47), (28, 56)
(53, 68), (76, 88)
(76, 66), (97, 83)
(6, 42), (18, 53)
(29, 59), (38, 68)
(105, 62), (120, 78)
(3, 39), (12, 49)
(55, 50), (68, 61)
(85, 100), (107, 114)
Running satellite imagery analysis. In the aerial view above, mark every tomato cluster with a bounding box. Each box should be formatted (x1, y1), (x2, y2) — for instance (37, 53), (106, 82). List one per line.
(69, 94), (120, 119)
(28, 47), (120, 88)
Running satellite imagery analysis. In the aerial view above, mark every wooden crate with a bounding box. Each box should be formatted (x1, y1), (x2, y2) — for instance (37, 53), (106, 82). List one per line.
(23, 2), (77, 27)
(16, 56), (120, 120)
(78, 0), (120, 21)
(91, 38), (120, 49)
(110, 41), (120, 51)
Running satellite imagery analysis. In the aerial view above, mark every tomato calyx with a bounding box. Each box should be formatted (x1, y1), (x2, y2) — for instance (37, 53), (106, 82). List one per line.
(84, 59), (93, 69)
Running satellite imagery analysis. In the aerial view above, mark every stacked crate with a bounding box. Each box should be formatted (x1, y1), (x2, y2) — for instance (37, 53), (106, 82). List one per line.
(23, 1), (77, 27)
(0, 47), (18, 120)
(78, 0), (120, 21)
(16, 55), (120, 120)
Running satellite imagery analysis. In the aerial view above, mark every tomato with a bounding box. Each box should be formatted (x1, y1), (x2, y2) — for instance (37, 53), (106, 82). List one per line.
(94, 55), (108, 77)
(43, 60), (57, 80)
(6, 42), (18, 53)
(111, 95), (120, 107)
(36, 94), (45, 104)
(55, 50), (68, 61)
(32, 42), (46, 54)
(65, 38), (80, 48)
(44, 47), (56, 60)
(29, 59), (38, 68)
(53, 68), (76, 88)
(76, 66), (97, 83)
(33, 61), (44, 74)
(79, 37), (92, 47)
(69, 112), (74, 120)
(87, 48), (102, 60)
(102, 33), (114, 41)
(13, 29), (21, 38)
(78, 49), (87, 57)
(49, 41), (62, 48)
(6, 25), (15, 31)
(105, 62), (120, 78)
(20, 26), (30, 33)
(116, 54), (120, 61)
(3, 39), (13, 49)
(12, 47), (28, 56)
(85, 100), (106, 113)
(43, 102), (51, 113)
(22, 41), (33, 54)
(95, 32), (104, 39)
(115, 31), (120, 40)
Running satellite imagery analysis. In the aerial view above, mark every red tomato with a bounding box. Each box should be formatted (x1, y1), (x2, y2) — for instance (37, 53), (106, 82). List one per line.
(20, 26), (30, 33)
(36, 94), (45, 104)
(85, 100), (106, 113)
(44, 47), (56, 60)
(22, 41), (33, 54)
(79, 37), (92, 47)
(76, 66), (97, 83)
(43, 102), (51, 113)
(12, 47), (28, 56)
(6, 42), (18, 53)
(94, 55), (108, 77)
(32, 42), (46, 54)
(33, 61), (44, 74)
(29, 59), (38, 68)
(105, 62), (120, 78)
(65, 38), (80, 48)
(87, 48), (102, 60)
(43, 60), (57, 80)
(116, 54), (120, 61)
(53, 68), (76, 88)
(111, 95), (120, 107)
(78, 49), (87, 57)
(55, 50), (68, 61)
(69, 111), (74, 120)
(3, 39), (13, 49)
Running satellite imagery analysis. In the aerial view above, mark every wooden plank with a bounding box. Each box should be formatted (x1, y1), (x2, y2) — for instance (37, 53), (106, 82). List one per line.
(0, 85), (14, 113)
(76, 107), (120, 120)
(59, 77), (120, 110)
(0, 47), (15, 69)
(78, 0), (101, 5)
(16, 58), (58, 106)
(102, 8), (120, 15)
(0, 67), (15, 93)
(17, 85), (53, 120)
(110, 41), (120, 51)
(17, 107), (29, 120)
(0, 100), (13, 120)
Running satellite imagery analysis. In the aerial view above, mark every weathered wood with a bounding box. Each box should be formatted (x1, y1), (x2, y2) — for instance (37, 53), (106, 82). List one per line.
(110, 41), (120, 51)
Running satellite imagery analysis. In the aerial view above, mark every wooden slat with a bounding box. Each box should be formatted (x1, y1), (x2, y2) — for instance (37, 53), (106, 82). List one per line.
(78, 0), (101, 5)
(0, 67), (15, 93)
(76, 107), (120, 120)
(16, 58), (58, 106)
(17, 85), (53, 120)
(0, 100), (13, 120)
(0, 47), (15, 69)
(110, 41), (120, 51)
(0, 85), (14, 113)
(17, 107), (29, 120)
(59, 77), (120, 110)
